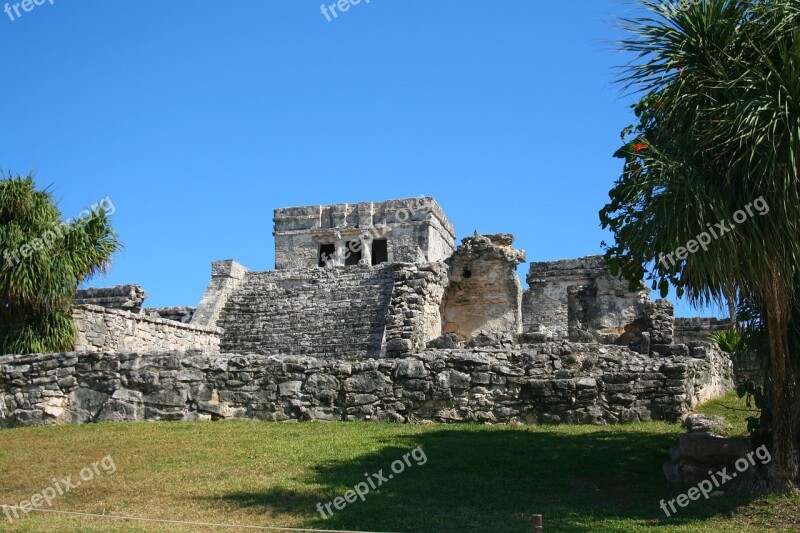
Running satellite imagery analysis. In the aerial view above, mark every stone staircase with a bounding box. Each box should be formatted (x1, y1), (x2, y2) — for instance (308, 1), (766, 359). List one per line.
(217, 265), (395, 358)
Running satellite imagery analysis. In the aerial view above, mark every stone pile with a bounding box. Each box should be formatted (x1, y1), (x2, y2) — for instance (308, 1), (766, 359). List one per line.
(664, 414), (750, 484)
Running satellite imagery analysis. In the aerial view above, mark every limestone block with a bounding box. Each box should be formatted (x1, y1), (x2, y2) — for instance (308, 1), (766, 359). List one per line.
(394, 359), (428, 379)
(435, 369), (471, 390)
(344, 371), (388, 393)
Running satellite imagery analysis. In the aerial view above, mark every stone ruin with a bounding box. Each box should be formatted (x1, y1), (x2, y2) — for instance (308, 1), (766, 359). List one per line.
(0, 197), (734, 427)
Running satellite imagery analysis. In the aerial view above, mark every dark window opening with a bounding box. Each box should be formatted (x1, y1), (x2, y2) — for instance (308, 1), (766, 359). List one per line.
(345, 248), (362, 266)
(319, 244), (336, 267)
(372, 239), (388, 265)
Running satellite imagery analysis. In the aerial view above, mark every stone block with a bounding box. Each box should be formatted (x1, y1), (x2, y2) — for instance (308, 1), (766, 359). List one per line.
(344, 371), (387, 393)
(394, 359), (428, 379)
(279, 381), (303, 397)
(435, 369), (470, 389)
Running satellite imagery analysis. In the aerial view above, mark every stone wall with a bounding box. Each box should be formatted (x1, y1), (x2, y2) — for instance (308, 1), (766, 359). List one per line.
(192, 260), (249, 328)
(145, 307), (196, 324)
(216, 265), (397, 358)
(674, 318), (732, 345)
(73, 305), (221, 354)
(441, 234), (526, 343)
(384, 263), (450, 357)
(523, 256), (648, 342)
(75, 285), (147, 313)
(606, 299), (677, 355)
(671, 319), (761, 385)
(0, 341), (734, 428)
(273, 197), (456, 270)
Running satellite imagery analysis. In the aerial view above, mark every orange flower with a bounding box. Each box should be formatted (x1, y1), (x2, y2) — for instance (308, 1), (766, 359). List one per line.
(633, 143), (647, 154)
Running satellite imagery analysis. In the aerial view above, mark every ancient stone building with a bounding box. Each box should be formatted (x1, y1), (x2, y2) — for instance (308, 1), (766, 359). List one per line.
(273, 197), (456, 269)
(189, 200), (663, 356)
(0, 196), (736, 428)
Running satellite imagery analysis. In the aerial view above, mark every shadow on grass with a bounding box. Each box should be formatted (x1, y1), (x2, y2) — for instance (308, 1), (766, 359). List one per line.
(216, 426), (757, 532)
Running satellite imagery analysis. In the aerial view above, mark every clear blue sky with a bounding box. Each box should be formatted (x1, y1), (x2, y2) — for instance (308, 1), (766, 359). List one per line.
(0, 0), (726, 317)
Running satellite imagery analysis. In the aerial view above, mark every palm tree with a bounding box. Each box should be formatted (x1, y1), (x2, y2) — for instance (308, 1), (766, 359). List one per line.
(0, 174), (121, 354)
(600, 0), (800, 491)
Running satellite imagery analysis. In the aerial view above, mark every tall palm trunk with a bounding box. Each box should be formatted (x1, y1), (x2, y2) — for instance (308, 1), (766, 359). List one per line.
(764, 275), (800, 491)
(724, 282), (737, 326)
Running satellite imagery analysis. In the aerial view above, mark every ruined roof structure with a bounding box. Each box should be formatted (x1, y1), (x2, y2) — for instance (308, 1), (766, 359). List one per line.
(1, 196), (736, 429)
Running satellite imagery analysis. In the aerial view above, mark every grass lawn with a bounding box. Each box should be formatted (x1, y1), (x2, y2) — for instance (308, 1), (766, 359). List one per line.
(0, 391), (797, 532)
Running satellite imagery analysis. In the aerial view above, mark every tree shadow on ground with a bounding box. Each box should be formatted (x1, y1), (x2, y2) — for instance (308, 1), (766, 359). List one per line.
(215, 426), (758, 532)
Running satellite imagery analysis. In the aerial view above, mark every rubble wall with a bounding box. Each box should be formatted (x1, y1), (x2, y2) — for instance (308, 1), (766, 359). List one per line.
(384, 263), (450, 357)
(674, 318), (732, 344)
(73, 305), (221, 354)
(0, 342), (733, 428)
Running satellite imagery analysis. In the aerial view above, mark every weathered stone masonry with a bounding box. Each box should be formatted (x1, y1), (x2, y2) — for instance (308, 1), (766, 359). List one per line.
(217, 265), (396, 358)
(0, 196), (738, 428)
(73, 305), (220, 354)
(523, 256), (648, 342)
(384, 262), (450, 358)
(442, 234), (526, 344)
(0, 341), (732, 427)
(674, 318), (732, 345)
(75, 285), (148, 313)
(73, 285), (217, 354)
(273, 197), (456, 270)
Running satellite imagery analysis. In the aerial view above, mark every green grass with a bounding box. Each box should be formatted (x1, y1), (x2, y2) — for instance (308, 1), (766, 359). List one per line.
(0, 397), (796, 532)
(695, 390), (760, 438)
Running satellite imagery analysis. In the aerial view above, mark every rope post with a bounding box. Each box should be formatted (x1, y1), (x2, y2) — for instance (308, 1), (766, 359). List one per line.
(531, 514), (543, 533)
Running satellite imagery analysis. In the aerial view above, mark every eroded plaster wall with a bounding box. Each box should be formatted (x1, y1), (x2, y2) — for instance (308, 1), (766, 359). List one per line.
(441, 234), (526, 343)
